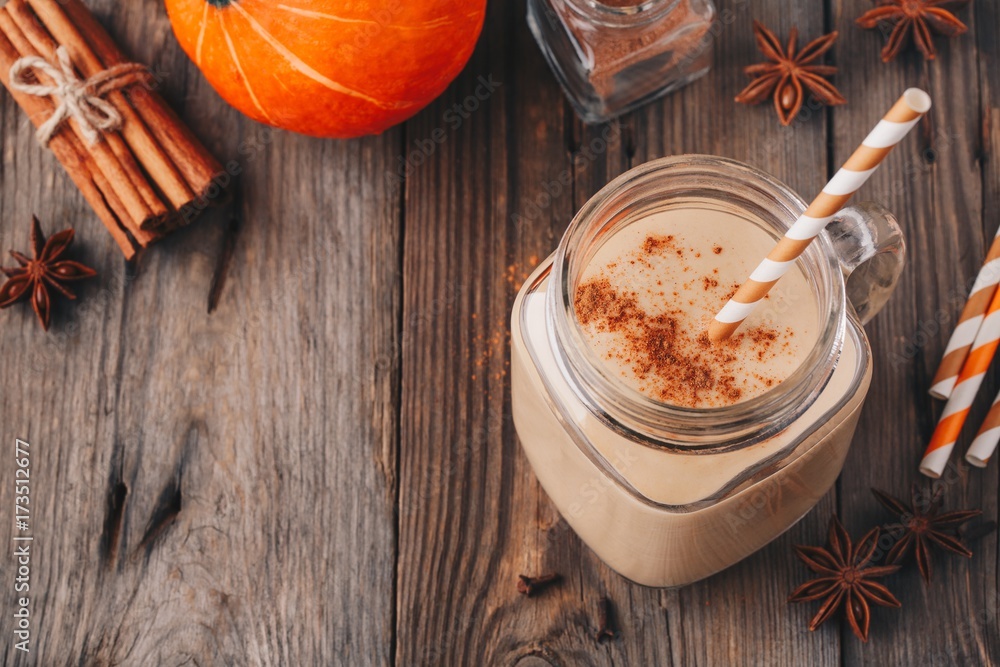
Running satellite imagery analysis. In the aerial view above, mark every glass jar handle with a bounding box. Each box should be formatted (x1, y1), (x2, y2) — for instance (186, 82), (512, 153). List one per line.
(825, 201), (906, 325)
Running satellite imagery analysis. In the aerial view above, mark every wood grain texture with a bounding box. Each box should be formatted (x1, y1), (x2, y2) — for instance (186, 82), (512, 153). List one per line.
(395, 1), (521, 663)
(398, 1), (838, 665)
(620, 5), (838, 663)
(975, 4), (1000, 662)
(833, 0), (999, 664)
(0, 0), (997, 665)
(0, 1), (401, 665)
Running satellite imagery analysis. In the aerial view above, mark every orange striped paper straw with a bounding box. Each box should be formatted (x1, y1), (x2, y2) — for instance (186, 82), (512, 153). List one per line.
(920, 286), (1000, 478)
(966, 389), (1000, 468)
(709, 89), (932, 342)
(929, 226), (1000, 399)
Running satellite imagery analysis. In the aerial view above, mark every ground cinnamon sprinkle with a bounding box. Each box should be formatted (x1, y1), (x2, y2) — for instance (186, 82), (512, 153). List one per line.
(642, 234), (676, 255)
(574, 233), (789, 407)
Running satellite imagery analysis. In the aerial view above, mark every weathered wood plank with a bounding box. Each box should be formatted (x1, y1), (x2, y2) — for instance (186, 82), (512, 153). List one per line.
(833, 0), (999, 663)
(598, 4), (840, 666)
(394, 0), (526, 663)
(974, 5), (1000, 662)
(0, 1), (402, 664)
(398, 0), (841, 665)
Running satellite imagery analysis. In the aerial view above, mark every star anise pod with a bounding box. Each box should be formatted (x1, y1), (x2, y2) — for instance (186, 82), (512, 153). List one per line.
(0, 216), (96, 331)
(789, 516), (901, 642)
(856, 0), (971, 62)
(736, 21), (846, 126)
(872, 484), (981, 583)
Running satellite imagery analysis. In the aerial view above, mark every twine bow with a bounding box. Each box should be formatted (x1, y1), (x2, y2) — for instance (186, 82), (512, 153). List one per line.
(9, 45), (150, 146)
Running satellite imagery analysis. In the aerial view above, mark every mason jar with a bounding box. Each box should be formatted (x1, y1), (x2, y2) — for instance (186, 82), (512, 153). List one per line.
(510, 155), (905, 587)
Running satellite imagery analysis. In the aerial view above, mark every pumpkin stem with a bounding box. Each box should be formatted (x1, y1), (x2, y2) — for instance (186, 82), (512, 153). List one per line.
(206, 0), (233, 7)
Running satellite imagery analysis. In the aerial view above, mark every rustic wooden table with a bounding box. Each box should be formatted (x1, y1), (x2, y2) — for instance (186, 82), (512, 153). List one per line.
(1, 0), (998, 664)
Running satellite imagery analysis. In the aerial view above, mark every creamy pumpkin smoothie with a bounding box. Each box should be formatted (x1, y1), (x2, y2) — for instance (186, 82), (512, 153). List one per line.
(509, 156), (895, 587)
(572, 207), (817, 408)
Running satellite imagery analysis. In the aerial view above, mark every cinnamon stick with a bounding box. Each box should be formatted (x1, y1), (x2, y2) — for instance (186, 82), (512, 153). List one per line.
(0, 28), (139, 258)
(79, 133), (159, 248)
(6, 0), (166, 221)
(0, 0), (166, 237)
(24, 0), (197, 216)
(0, 6), (158, 238)
(0, 0), (222, 255)
(58, 0), (223, 213)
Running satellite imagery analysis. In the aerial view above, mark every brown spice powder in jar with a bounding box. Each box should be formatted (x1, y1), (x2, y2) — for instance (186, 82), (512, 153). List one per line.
(556, 0), (712, 98)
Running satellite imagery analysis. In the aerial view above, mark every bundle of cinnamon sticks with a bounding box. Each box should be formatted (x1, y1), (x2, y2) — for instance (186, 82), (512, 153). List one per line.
(0, 0), (223, 259)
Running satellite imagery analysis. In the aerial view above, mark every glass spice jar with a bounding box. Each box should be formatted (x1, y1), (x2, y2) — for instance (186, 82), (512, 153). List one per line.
(527, 0), (716, 123)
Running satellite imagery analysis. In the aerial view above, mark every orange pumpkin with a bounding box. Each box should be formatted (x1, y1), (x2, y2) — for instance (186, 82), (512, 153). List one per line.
(164, 0), (487, 138)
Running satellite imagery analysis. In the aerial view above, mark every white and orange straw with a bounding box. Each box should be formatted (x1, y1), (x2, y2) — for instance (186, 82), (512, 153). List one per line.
(928, 227), (1000, 399)
(966, 389), (1000, 468)
(920, 287), (1000, 478)
(709, 89), (932, 342)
